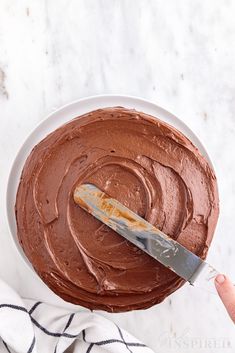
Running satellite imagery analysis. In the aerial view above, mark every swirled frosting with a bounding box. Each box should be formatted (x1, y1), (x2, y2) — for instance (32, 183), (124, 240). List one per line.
(15, 107), (219, 312)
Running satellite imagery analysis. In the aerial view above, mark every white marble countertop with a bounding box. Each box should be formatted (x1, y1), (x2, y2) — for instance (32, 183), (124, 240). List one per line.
(0, 1), (235, 352)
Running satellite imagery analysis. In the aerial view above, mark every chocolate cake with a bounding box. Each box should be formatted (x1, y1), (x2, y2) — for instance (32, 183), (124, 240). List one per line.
(15, 107), (219, 312)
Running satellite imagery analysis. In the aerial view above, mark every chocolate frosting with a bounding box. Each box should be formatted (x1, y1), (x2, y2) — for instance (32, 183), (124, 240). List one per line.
(15, 107), (219, 312)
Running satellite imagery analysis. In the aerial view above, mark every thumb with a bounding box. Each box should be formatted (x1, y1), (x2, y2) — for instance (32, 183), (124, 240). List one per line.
(215, 274), (235, 323)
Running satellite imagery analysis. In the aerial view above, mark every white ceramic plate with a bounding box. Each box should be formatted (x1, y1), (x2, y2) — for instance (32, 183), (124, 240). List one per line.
(6, 95), (213, 272)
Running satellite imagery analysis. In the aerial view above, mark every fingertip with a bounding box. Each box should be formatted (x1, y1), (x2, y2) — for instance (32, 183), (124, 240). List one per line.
(215, 274), (226, 285)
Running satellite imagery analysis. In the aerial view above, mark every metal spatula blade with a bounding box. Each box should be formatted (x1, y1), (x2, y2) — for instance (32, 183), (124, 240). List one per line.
(74, 183), (219, 292)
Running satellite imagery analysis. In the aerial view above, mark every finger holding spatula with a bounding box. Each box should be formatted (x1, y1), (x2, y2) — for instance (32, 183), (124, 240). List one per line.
(215, 275), (235, 324)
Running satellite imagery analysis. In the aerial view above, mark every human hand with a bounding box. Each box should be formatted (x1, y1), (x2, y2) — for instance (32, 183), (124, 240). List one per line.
(215, 274), (235, 323)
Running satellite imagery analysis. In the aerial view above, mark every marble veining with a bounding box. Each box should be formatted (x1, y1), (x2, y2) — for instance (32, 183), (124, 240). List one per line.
(0, 1), (235, 352)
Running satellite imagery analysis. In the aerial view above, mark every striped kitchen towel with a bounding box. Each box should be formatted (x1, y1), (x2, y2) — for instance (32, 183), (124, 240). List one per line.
(0, 279), (154, 353)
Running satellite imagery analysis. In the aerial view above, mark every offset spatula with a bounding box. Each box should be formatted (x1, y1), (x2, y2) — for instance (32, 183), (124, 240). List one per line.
(74, 183), (219, 293)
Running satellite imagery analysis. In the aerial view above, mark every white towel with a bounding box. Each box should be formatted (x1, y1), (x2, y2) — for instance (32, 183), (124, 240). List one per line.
(0, 279), (154, 353)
